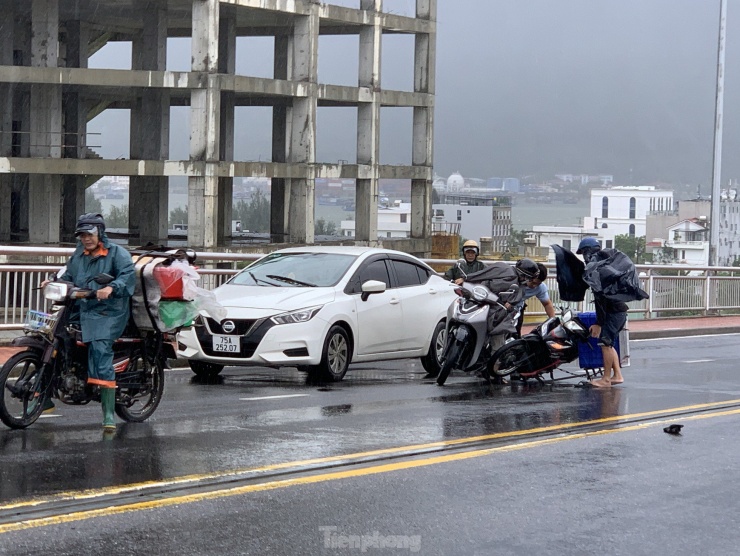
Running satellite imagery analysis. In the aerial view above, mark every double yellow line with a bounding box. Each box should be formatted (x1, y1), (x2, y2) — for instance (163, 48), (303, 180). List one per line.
(1, 398), (739, 534)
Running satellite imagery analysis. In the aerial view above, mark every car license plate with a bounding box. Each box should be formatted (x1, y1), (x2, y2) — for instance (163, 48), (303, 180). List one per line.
(213, 335), (240, 353)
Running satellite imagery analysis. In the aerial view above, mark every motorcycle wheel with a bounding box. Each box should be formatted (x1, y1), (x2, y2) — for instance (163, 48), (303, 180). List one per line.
(115, 356), (165, 422)
(0, 350), (46, 429)
(436, 340), (464, 386)
(420, 320), (446, 377)
(490, 340), (528, 377)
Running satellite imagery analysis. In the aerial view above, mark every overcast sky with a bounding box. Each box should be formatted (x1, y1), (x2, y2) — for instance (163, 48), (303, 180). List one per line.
(89, 0), (737, 187)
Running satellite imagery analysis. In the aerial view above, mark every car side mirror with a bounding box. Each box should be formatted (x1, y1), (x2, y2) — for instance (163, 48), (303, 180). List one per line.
(360, 279), (386, 301)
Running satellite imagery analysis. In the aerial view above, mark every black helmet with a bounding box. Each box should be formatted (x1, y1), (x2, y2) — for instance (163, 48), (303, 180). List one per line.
(515, 258), (539, 281)
(75, 213), (106, 236)
(576, 237), (601, 254)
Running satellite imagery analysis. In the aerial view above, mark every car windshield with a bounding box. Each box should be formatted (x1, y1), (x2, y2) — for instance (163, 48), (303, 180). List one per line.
(230, 252), (357, 287)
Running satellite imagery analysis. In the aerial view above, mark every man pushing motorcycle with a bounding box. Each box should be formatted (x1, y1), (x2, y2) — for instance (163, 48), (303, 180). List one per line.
(443, 257), (537, 385)
(42, 213), (135, 428)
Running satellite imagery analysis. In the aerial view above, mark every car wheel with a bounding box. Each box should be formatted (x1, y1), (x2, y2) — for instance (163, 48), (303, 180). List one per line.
(420, 320), (446, 377)
(189, 361), (224, 379)
(308, 325), (350, 382)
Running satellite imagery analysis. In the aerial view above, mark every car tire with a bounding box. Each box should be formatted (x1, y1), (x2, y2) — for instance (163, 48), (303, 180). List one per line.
(420, 320), (446, 377)
(189, 360), (224, 379)
(308, 325), (350, 382)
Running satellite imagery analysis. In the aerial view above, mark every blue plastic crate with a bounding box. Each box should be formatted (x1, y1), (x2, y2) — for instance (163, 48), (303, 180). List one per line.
(576, 311), (624, 370)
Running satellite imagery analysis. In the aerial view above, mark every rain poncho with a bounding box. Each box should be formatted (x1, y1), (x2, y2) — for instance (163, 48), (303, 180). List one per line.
(60, 231), (136, 342)
(553, 245), (648, 304)
(465, 262), (523, 336)
(582, 248), (649, 303)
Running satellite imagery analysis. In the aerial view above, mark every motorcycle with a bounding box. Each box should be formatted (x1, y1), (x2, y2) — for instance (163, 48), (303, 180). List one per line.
(435, 268), (521, 386)
(0, 272), (175, 429)
(489, 308), (591, 383)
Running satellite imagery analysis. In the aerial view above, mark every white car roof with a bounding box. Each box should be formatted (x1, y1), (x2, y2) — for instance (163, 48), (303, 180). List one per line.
(270, 245), (419, 259)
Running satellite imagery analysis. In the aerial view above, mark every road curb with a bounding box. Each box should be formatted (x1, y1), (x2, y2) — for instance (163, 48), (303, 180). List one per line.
(630, 327), (740, 340)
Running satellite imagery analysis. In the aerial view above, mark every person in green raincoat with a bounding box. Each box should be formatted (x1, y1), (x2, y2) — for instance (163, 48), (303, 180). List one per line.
(59, 213), (136, 429)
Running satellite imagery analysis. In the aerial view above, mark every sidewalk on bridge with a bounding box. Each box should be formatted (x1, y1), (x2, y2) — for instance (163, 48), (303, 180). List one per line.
(520, 314), (740, 340)
(0, 315), (739, 365)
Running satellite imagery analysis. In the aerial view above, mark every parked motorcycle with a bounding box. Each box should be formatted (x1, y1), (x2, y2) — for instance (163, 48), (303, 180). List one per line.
(489, 308), (591, 382)
(0, 273), (174, 429)
(435, 277), (520, 386)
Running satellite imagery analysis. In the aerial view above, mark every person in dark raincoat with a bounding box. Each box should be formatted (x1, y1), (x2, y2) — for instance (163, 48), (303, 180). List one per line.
(464, 258), (537, 383)
(566, 237), (648, 388)
(58, 213), (136, 428)
(444, 239), (485, 283)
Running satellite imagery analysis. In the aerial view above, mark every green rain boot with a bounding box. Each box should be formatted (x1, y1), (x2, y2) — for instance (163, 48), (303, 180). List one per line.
(101, 388), (116, 430)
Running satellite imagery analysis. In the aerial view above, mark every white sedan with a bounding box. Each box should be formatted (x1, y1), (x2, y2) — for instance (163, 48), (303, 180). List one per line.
(177, 246), (456, 381)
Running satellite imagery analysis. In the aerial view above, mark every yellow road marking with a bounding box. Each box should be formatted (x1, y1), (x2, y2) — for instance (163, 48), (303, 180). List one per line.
(2, 397), (739, 512)
(1, 405), (739, 534)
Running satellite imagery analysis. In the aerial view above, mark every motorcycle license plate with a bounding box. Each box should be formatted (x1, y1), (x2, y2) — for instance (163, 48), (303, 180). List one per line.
(212, 335), (240, 353)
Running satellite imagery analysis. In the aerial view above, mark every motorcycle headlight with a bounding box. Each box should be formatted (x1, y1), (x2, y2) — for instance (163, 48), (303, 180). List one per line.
(271, 306), (323, 325)
(471, 286), (488, 302)
(44, 282), (68, 302)
(563, 320), (585, 334)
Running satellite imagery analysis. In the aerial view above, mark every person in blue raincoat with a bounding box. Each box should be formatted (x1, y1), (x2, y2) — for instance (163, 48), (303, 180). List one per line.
(58, 213), (136, 428)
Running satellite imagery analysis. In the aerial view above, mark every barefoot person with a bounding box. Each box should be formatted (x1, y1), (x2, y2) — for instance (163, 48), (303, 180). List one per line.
(576, 238), (631, 387)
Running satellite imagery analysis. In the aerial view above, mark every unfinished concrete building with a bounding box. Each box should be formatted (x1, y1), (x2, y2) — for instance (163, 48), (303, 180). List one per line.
(0, 0), (436, 252)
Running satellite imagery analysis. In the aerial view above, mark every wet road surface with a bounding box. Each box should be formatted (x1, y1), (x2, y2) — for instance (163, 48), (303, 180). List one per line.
(0, 334), (738, 554)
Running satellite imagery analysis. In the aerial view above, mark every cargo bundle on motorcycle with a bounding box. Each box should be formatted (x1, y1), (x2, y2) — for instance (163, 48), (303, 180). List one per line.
(129, 246), (224, 333)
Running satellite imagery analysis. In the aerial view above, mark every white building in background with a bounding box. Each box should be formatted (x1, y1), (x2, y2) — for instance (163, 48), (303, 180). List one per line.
(529, 226), (592, 262)
(340, 202), (411, 239)
(582, 186), (674, 244)
(661, 219), (710, 266)
(718, 189), (740, 266)
(529, 186), (675, 260)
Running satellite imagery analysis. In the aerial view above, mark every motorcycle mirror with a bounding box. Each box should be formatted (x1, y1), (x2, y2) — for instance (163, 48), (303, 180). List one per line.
(93, 273), (115, 285)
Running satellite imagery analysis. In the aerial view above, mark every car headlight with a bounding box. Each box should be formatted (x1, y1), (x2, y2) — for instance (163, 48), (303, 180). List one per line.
(44, 282), (68, 302)
(271, 306), (323, 325)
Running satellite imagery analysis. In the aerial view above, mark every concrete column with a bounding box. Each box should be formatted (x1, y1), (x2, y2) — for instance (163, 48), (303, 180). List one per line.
(130, 0), (170, 244)
(28, 0), (62, 243)
(0, 3), (14, 240)
(287, 8), (318, 244)
(410, 0), (436, 241)
(60, 19), (90, 241)
(188, 0), (220, 248)
(217, 7), (235, 244)
(355, 0), (382, 244)
(270, 33), (291, 243)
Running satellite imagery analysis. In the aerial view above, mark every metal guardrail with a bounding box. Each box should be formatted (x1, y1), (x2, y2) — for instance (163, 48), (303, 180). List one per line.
(0, 247), (739, 330)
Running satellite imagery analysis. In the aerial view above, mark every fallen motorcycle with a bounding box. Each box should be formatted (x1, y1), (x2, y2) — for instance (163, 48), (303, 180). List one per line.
(0, 273), (173, 429)
(435, 279), (520, 386)
(489, 308), (591, 383)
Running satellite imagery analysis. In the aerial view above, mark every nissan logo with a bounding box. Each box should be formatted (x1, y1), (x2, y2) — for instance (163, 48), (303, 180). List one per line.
(221, 320), (236, 334)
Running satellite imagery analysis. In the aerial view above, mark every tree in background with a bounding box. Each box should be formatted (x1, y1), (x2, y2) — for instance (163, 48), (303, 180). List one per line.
(106, 205), (128, 228)
(615, 234), (648, 263)
(85, 189), (103, 214)
(169, 206), (188, 228)
(507, 229), (529, 255)
(233, 190), (270, 232)
(315, 218), (337, 236)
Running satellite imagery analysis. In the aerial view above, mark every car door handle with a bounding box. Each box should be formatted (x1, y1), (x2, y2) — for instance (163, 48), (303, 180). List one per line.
(390, 298), (400, 305)
(428, 288), (437, 294)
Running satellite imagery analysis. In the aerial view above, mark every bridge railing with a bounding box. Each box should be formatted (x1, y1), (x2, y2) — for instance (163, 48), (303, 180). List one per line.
(0, 247), (738, 330)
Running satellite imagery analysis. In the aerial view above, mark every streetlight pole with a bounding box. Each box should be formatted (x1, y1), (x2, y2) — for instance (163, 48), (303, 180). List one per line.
(709, 0), (727, 266)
